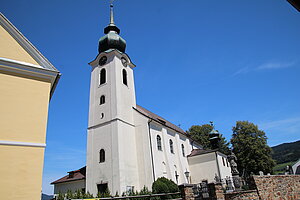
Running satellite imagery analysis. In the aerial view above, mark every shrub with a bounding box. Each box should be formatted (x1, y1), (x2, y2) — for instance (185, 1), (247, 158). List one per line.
(66, 190), (73, 199)
(83, 191), (94, 198)
(152, 177), (179, 193)
(57, 192), (64, 200)
(152, 177), (179, 199)
(97, 188), (111, 198)
(74, 189), (83, 199)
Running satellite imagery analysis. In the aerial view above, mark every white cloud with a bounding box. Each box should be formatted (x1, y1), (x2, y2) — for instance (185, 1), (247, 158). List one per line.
(259, 117), (300, 139)
(232, 67), (250, 76)
(259, 117), (300, 146)
(256, 61), (296, 70)
(233, 61), (297, 76)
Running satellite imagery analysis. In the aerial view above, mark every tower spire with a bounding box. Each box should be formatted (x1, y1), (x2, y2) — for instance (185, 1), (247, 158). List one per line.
(109, 3), (114, 26)
(104, 2), (120, 34)
(99, 1), (126, 53)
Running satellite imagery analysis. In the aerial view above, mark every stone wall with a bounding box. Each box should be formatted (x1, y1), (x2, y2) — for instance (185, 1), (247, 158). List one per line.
(224, 190), (258, 200)
(179, 175), (300, 200)
(208, 183), (225, 200)
(179, 184), (195, 200)
(253, 175), (300, 199)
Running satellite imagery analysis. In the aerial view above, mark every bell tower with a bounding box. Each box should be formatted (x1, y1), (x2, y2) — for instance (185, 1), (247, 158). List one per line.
(86, 4), (139, 195)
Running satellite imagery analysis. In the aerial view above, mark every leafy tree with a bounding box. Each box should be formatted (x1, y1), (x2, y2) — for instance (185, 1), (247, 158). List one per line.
(231, 121), (275, 176)
(187, 124), (230, 155)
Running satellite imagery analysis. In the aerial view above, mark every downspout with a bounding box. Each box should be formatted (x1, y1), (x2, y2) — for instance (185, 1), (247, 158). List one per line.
(148, 119), (156, 182)
(215, 152), (221, 180)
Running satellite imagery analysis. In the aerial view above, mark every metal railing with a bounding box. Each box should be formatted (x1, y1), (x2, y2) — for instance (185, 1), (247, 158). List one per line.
(70, 192), (181, 200)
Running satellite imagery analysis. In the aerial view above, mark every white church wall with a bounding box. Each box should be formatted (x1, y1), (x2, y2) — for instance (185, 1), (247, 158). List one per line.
(150, 122), (167, 180)
(117, 120), (140, 193)
(149, 121), (194, 185)
(86, 122), (119, 195)
(175, 134), (191, 183)
(113, 56), (136, 124)
(54, 180), (85, 194)
(164, 128), (185, 184)
(134, 111), (155, 190)
(217, 153), (232, 181)
(188, 152), (219, 183)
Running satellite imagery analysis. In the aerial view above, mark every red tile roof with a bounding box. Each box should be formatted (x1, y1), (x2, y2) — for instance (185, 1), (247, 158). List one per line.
(188, 149), (227, 157)
(51, 167), (86, 184)
(135, 105), (186, 135)
(188, 149), (216, 157)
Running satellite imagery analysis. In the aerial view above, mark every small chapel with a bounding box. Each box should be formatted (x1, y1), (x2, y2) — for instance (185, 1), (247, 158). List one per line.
(51, 4), (232, 196)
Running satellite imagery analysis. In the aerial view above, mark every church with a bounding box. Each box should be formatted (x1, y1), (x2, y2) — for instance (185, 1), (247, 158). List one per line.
(51, 4), (232, 196)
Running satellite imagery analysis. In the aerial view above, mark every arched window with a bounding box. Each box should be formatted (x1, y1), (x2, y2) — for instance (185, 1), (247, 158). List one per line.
(181, 144), (185, 157)
(100, 149), (105, 163)
(157, 135), (162, 151)
(100, 95), (105, 105)
(122, 69), (127, 86)
(100, 68), (106, 85)
(169, 139), (174, 154)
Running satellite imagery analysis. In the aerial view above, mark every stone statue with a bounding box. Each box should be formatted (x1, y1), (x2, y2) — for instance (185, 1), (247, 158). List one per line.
(228, 151), (239, 176)
(285, 165), (294, 175)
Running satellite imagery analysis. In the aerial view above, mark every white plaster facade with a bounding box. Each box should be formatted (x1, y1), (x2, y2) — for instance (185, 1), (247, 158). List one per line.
(54, 180), (85, 194)
(188, 151), (232, 184)
(292, 159), (300, 174)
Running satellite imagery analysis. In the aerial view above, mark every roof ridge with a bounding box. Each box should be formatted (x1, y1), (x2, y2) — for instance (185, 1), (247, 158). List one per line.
(135, 104), (186, 134)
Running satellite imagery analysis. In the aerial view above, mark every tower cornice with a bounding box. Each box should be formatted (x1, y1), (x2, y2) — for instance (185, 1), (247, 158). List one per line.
(89, 50), (135, 69)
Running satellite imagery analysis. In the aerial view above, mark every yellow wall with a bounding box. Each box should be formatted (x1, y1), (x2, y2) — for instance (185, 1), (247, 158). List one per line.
(0, 71), (51, 200)
(0, 25), (39, 65)
(0, 145), (45, 199)
(0, 71), (51, 143)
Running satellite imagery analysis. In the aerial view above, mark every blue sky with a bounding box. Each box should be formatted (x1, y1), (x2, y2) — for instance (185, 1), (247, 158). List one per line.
(2, 0), (300, 195)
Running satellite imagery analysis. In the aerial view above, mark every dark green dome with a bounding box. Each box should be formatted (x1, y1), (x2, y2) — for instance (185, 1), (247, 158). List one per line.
(98, 28), (126, 53)
(98, 4), (126, 53)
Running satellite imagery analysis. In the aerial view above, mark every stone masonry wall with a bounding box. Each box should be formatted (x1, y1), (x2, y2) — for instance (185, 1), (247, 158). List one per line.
(224, 190), (258, 200)
(253, 175), (300, 200)
(179, 184), (195, 200)
(180, 175), (300, 200)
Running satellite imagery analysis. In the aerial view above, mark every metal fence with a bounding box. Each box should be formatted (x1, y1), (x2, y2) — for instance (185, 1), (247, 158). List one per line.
(69, 192), (181, 200)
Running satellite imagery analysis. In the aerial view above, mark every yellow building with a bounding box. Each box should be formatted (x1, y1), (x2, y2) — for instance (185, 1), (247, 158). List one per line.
(0, 13), (60, 200)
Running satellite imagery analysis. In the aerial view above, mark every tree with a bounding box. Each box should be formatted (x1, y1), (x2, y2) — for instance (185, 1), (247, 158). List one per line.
(231, 121), (275, 176)
(187, 124), (230, 155)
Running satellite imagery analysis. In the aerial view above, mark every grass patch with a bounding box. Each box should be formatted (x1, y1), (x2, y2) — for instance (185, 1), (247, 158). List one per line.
(273, 161), (296, 174)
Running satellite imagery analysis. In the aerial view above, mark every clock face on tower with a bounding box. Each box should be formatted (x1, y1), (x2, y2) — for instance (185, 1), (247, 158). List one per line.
(99, 56), (107, 66)
(121, 57), (127, 67)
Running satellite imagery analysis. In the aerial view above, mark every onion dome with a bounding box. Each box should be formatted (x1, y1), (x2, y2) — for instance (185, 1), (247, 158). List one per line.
(209, 121), (221, 150)
(98, 4), (126, 53)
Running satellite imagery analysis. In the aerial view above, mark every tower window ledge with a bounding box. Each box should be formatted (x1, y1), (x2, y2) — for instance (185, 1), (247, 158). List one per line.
(122, 84), (129, 89)
(98, 83), (108, 88)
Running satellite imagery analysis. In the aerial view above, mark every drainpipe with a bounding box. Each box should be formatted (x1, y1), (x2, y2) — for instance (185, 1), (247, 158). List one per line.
(215, 152), (221, 181)
(148, 119), (156, 181)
